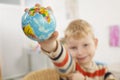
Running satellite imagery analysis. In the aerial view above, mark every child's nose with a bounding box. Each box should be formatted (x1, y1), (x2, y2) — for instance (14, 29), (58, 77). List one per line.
(77, 50), (83, 55)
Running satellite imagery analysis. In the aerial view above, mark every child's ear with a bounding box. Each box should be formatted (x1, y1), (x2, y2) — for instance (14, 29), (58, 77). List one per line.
(94, 38), (98, 48)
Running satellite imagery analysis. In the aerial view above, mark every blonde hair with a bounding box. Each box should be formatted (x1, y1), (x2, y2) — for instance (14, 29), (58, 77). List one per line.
(64, 19), (94, 40)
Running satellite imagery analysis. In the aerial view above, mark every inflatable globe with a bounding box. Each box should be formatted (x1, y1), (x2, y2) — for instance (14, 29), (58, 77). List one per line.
(21, 5), (56, 42)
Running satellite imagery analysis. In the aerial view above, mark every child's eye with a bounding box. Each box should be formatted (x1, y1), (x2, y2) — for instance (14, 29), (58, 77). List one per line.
(70, 47), (77, 50)
(83, 44), (89, 47)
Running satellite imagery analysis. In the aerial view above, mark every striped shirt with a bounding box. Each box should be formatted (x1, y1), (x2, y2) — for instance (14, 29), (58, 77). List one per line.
(41, 41), (115, 80)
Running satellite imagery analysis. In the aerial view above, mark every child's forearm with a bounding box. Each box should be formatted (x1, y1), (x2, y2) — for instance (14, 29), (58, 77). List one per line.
(41, 40), (75, 75)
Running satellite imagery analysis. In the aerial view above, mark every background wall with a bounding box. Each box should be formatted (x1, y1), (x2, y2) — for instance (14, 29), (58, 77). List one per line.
(0, 4), (31, 79)
(0, 0), (120, 79)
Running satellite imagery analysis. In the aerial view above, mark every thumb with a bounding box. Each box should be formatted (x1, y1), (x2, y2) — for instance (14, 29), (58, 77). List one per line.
(49, 31), (58, 40)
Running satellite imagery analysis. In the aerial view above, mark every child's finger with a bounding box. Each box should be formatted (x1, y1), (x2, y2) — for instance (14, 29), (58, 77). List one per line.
(24, 8), (29, 12)
(46, 6), (53, 12)
(35, 3), (41, 8)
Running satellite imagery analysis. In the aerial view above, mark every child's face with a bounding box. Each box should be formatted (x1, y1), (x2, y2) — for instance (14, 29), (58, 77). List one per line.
(66, 35), (98, 66)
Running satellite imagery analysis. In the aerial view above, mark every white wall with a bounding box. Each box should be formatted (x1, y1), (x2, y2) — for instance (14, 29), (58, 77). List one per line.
(0, 3), (32, 79)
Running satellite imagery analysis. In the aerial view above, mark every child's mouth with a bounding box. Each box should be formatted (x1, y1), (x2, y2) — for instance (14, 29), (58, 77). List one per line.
(77, 56), (87, 61)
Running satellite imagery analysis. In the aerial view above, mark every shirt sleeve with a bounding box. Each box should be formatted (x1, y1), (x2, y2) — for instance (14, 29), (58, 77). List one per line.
(41, 40), (76, 75)
(104, 72), (116, 80)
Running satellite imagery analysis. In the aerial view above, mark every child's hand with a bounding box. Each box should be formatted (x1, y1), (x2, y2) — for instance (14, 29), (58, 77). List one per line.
(38, 31), (59, 53)
(68, 71), (85, 80)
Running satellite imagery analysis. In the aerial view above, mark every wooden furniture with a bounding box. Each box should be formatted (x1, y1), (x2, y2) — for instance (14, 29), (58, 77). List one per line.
(23, 68), (60, 80)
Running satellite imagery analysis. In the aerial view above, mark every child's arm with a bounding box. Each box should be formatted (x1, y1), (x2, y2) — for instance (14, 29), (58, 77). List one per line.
(38, 31), (76, 76)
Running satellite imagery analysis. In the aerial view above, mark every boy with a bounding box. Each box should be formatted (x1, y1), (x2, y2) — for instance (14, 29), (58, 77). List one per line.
(38, 19), (116, 80)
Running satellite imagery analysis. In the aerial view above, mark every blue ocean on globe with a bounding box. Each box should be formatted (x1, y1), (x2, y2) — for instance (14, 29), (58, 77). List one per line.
(22, 10), (56, 42)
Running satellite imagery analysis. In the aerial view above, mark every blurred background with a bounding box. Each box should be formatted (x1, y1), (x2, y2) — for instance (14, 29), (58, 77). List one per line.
(0, 0), (120, 80)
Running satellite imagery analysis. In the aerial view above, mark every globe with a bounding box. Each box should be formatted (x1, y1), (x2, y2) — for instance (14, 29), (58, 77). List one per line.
(21, 6), (56, 42)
